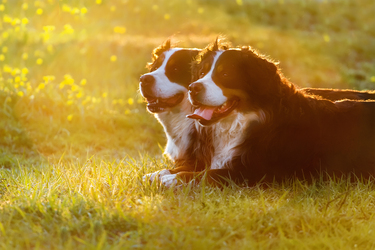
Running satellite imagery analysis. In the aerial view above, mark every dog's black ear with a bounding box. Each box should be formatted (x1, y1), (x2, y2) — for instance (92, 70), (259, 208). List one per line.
(241, 48), (280, 98)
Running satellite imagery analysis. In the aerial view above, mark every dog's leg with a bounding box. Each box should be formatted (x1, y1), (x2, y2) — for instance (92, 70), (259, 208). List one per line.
(143, 164), (201, 183)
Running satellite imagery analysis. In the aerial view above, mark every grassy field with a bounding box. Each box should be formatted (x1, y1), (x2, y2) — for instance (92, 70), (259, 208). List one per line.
(1, 0), (375, 248)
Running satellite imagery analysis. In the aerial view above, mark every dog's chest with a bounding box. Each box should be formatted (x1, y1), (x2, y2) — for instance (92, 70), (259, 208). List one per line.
(210, 112), (259, 169)
(157, 107), (195, 161)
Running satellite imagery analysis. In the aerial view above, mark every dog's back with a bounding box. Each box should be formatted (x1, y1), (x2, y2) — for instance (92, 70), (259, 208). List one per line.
(302, 88), (375, 101)
(318, 100), (375, 176)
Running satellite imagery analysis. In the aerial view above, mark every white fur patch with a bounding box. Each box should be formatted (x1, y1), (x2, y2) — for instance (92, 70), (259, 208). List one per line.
(190, 51), (227, 106)
(143, 169), (171, 183)
(156, 96), (195, 160)
(142, 48), (187, 99)
(160, 174), (178, 187)
(210, 111), (260, 169)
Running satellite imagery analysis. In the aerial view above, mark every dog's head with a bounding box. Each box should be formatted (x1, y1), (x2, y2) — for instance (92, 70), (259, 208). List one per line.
(187, 39), (281, 126)
(139, 39), (200, 113)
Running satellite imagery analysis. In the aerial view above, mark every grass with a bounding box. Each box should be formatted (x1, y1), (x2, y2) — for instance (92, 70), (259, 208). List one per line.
(0, 0), (375, 248)
(2, 160), (375, 249)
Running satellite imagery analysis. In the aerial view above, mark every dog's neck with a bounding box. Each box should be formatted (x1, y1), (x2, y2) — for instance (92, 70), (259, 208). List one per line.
(155, 96), (195, 161)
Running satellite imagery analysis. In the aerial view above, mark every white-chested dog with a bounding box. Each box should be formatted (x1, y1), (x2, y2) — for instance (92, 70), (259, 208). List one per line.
(139, 40), (211, 185)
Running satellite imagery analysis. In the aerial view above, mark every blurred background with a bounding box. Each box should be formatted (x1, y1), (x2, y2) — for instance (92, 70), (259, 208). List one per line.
(0, 0), (374, 165)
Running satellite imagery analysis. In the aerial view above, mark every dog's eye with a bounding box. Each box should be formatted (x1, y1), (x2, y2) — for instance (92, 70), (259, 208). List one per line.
(174, 67), (178, 71)
(222, 72), (228, 77)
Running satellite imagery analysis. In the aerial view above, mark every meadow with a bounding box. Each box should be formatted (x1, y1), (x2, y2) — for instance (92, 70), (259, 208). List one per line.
(1, 0), (375, 248)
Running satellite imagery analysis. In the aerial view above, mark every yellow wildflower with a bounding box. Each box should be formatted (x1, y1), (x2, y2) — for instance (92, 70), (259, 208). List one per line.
(71, 85), (79, 91)
(64, 24), (74, 34)
(71, 8), (79, 15)
(3, 65), (11, 73)
(62, 4), (70, 12)
(43, 25), (55, 32)
(81, 7), (88, 14)
(114, 26), (126, 34)
(128, 98), (134, 105)
(38, 83), (45, 90)
(11, 68), (20, 76)
(3, 15), (11, 23)
(76, 91), (83, 98)
(11, 18), (20, 26)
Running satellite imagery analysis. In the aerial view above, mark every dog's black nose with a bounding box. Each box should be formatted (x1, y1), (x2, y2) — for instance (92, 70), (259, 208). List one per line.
(140, 74), (155, 86)
(188, 82), (203, 96)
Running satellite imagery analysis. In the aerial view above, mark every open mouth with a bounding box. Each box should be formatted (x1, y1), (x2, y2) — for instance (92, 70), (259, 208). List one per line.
(145, 93), (184, 113)
(186, 97), (239, 126)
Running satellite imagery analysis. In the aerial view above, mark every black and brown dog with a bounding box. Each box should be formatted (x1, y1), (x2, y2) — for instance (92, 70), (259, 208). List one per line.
(183, 40), (375, 186)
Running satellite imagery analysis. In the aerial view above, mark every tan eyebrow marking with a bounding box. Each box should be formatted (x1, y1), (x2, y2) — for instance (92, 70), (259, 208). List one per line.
(216, 64), (224, 73)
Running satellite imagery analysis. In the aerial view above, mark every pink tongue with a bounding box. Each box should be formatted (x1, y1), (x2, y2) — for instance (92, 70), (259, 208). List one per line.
(186, 106), (216, 121)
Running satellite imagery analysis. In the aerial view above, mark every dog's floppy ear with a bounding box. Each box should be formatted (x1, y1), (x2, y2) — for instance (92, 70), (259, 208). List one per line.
(241, 47), (280, 97)
(147, 38), (174, 70)
(151, 38), (173, 60)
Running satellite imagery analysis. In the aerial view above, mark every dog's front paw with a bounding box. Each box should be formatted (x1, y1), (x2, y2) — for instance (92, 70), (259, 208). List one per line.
(143, 169), (171, 183)
(160, 174), (179, 187)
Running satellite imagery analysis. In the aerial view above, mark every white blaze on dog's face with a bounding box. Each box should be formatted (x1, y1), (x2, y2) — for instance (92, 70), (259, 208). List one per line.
(189, 51), (227, 107)
(140, 48), (199, 113)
